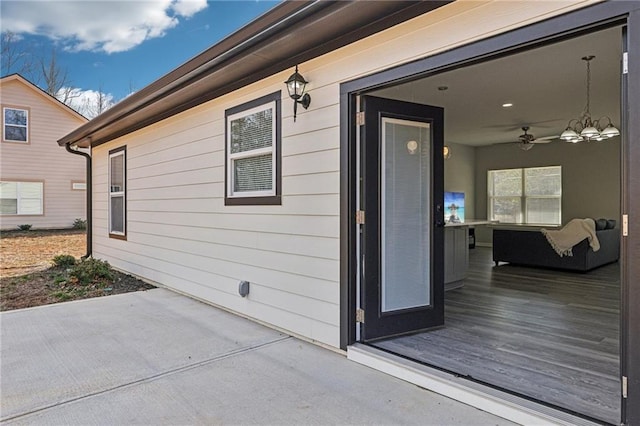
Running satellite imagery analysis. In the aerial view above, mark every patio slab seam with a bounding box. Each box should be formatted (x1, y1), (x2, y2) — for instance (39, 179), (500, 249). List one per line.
(0, 335), (292, 424)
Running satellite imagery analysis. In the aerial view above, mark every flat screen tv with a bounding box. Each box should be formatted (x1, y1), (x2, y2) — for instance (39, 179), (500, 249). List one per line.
(444, 191), (465, 224)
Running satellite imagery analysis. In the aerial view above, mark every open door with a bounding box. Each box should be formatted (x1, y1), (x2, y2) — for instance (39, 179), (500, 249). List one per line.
(360, 96), (444, 341)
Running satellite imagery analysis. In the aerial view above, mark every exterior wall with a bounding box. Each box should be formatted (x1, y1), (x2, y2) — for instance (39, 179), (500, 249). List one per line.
(0, 78), (87, 230)
(90, 0), (600, 348)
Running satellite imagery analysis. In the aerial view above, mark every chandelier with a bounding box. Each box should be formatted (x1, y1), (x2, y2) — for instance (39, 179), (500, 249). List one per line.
(560, 55), (620, 143)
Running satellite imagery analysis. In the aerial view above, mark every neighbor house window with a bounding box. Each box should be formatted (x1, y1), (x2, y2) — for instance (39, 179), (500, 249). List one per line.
(3, 107), (29, 143)
(225, 91), (281, 205)
(109, 146), (126, 238)
(488, 166), (561, 225)
(0, 181), (43, 215)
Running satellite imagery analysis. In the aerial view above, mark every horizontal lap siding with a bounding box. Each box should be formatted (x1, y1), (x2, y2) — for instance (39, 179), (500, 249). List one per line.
(0, 79), (86, 230)
(91, 89), (342, 346)
(91, 0), (597, 347)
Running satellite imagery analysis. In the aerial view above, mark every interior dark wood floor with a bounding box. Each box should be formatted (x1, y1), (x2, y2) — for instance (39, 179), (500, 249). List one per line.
(373, 247), (620, 424)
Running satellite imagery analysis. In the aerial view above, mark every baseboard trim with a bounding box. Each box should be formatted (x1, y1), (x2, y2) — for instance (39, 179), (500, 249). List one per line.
(347, 344), (600, 426)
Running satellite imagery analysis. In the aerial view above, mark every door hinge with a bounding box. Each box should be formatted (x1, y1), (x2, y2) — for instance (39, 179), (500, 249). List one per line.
(622, 214), (628, 237)
(623, 52), (628, 75)
(356, 210), (365, 225)
(622, 376), (628, 398)
(356, 111), (365, 126)
(356, 308), (365, 323)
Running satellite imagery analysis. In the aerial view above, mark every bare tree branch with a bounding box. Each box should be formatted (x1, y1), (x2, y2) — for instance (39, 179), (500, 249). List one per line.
(1, 31), (34, 76)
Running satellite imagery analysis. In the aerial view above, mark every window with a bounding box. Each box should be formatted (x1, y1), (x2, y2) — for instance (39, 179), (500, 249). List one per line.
(3, 107), (29, 143)
(109, 147), (126, 238)
(0, 181), (43, 215)
(225, 91), (281, 205)
(488, 166), (561, 225)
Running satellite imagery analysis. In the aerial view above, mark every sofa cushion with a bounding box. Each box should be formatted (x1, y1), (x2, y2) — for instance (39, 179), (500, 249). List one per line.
(606, 219), (616, 229)
(595, 218), (607, 230)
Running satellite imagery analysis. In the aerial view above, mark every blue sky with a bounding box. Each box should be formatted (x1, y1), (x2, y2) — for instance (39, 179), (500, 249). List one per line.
(1, 1), (279, 114)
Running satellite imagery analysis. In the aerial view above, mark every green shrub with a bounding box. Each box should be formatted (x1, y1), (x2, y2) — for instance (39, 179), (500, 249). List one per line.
(70, 258), (113, 285)
(72, 218), (87, 230)
(18, 224), (32, 231)
(53, 254), (76, 268)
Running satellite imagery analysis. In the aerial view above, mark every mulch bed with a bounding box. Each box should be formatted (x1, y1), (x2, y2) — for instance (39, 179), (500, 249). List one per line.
(1, 229), (155, 312)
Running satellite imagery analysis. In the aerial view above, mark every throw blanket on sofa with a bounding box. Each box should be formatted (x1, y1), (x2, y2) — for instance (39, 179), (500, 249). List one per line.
(541, 218), (600, 257)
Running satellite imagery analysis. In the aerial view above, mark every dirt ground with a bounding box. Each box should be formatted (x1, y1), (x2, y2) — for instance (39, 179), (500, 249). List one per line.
(1, 229), (154, 311)
(1, 229), (87, 277)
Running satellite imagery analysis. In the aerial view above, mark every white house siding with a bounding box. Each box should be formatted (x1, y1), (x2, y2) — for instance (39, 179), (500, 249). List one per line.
(90, 0), (599, 348)
(0, 77), (87, 230)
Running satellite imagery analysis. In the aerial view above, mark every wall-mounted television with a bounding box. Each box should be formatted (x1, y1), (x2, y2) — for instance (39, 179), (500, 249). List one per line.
(445, 191), (465, 224)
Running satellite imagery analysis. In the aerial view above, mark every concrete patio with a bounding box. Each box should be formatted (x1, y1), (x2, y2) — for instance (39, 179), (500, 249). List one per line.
(1, 288), (514, 425)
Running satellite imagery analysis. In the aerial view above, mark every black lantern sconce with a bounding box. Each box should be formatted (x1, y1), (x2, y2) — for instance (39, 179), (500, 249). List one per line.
(285, 65), (311, 122)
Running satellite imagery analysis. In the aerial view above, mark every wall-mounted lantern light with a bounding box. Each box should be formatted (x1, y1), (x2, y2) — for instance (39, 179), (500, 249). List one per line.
(285, 65), (311, 122)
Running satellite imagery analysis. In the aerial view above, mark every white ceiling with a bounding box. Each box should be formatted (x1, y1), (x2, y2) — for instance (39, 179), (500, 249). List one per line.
(372, 26), (623, 146)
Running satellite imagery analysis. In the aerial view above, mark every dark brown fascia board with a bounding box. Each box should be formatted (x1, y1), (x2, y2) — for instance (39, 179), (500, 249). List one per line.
(59, 0), (451, 148)
(57, 0), (324, 147)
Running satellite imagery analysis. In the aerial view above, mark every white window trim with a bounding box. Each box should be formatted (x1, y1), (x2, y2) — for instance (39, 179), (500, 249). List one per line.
(109, 149), (126, 237)
(488, 166), (562, 226)
(226, 101), (277, 199)
(3, 107), (29, 143)
(0, 181), (43, 215)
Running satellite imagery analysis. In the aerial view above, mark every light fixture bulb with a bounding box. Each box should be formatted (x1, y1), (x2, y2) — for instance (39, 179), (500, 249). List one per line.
(560, 128), (579, 141)
(601, 124), (620, 138)
(407, 140), (418, 155)
(580, 126), (599, 138)
(443, 145), (451, 159)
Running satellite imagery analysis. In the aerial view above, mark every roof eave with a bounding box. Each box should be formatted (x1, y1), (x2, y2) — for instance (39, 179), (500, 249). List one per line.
(58, 0), (451, 148)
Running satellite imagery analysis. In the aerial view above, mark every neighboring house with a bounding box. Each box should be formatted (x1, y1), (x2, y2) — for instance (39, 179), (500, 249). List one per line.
(58, 1), (640, 425)
(1, 74), (87, 230)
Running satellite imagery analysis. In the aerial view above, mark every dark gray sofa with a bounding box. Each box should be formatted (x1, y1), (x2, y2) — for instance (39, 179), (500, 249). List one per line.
(493, 228), (620, 272)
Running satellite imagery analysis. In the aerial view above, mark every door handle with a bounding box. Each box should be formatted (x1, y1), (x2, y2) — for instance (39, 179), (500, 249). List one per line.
(435, 203), (445, 227)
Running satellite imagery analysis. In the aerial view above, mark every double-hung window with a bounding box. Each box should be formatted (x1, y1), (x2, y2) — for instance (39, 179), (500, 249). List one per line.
(488, 166), (562, 225)
(109, 147), (126, 238)
(3, 107), (29, 143)
(225, 91), (281, 205)
(0, 181), (43, 215)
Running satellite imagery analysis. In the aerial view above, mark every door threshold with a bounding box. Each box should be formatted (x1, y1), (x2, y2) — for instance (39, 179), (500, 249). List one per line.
(347, 343), (604, 426)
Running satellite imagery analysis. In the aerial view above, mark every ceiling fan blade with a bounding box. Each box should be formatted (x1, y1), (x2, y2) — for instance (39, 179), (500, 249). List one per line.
(535, 135), (560, 141)
(483, 119), (563, 130)
(530, 139), (553, 144)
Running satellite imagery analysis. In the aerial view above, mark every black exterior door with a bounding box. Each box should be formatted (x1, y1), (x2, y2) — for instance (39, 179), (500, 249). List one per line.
(360, 95), (445, 341)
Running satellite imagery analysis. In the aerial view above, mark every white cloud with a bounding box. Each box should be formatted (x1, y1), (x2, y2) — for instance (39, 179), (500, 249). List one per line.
(172, 0), (207, 18)
(57, 87), (117, 119)
(0, 0), (208, 53)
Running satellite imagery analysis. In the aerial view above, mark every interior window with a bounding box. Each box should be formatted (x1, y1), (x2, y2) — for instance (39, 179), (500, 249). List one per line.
(488, 166), (561, 225)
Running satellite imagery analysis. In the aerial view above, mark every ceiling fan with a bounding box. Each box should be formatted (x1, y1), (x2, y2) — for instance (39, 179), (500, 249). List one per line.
(512, 126), (557, 150)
